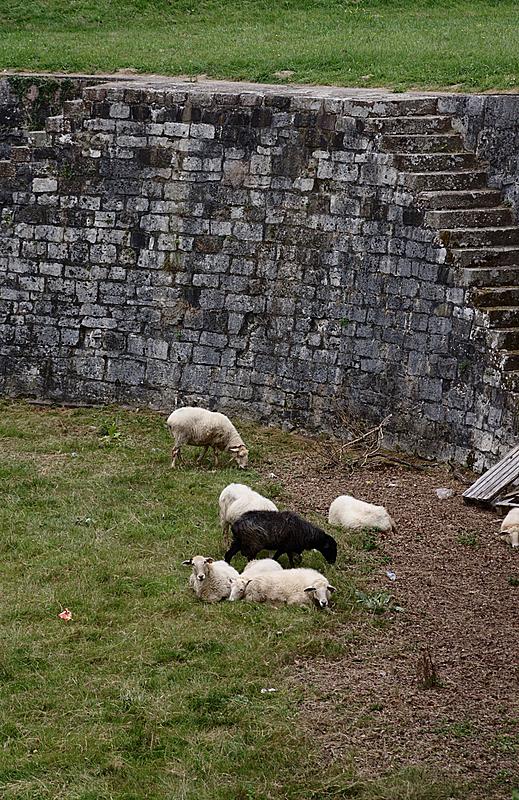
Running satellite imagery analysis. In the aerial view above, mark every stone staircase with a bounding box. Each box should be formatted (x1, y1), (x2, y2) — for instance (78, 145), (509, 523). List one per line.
(365, 102), (519, 379)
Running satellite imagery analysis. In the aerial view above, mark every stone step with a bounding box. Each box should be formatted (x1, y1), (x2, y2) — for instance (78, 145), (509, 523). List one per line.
(479, 306), (519, 328)
(461, 265), (519, 287)
(401, 170), (488, 191)
(25, 130), (48, 146)
(364, 115), (452, 134)
(449, 247), (519, 268)
(418, 189), (505, 210)
(62, 99), (87, 118)
(488, 327), (519, 350)
(394, 152), (478, 172)
(440, 226), (519, 248)
(426, 207), (514, 228)
(380, 133), (464, 153)
(499, 350), (519, 371)
(472, 285), (519, 307)
(357, 97), (439, 117)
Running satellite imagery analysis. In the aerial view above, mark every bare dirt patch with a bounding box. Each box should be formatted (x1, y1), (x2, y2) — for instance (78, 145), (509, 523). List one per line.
(264, 446), (519, 798)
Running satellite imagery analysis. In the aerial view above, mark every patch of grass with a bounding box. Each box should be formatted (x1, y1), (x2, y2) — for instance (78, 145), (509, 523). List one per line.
(457, 532), (480, 548)
(0, 1), (518, 91)
(508, 576), (519, 587)
(0, 400), (352, 800)
(436, 721), (476, 739)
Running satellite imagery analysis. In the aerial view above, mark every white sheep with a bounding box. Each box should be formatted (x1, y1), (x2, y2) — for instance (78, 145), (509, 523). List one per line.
(228, 558), (283, 601)
(182, 555), (239, 603)
(499, 508), (519, 548)
(167, 407), (249, 469)
(219, 483), (278, 539)
(328, 494), (396, 533)
(231, 567), (336, 608)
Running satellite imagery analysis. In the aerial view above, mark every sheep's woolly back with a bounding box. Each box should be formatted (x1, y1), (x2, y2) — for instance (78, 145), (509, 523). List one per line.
(225, 493), (278, 528)
(241, 558), (283, 577)
(229, 511), (337, 563)
(328, 494), (395, 532)
(218, 483), (277, 529)
(167, 407), (246, 451)
(243, 568), (326, 607)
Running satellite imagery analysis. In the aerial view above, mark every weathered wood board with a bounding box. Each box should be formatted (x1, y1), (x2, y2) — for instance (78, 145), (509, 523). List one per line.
(463, 443), (519, 504)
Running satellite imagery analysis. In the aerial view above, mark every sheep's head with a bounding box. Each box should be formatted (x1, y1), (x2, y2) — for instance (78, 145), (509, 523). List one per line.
(499, 528), (519, 548)
(304, 580), (337, 609)
(228, 576), (250, 601)
(182, 556), (214, 582)
(319, 534), (337, 564)
(229, 445), (249, 469)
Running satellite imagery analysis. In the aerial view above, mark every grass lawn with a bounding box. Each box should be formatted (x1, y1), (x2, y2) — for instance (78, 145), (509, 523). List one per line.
(0, 0), (518, 91)
(0, 400), (378, 800)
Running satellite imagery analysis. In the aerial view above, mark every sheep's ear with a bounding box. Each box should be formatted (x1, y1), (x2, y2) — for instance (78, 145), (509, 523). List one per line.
(327, 585), (337, 593)
(182, 559), (193, 566)
(204, 557), (214, 564)
(304, 586), (316, 593)
(228, 446), (240, 452)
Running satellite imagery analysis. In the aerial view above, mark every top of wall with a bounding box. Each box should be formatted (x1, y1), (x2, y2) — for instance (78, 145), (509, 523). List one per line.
(0, 71), (459, 101)
(5, 71), (519, 100)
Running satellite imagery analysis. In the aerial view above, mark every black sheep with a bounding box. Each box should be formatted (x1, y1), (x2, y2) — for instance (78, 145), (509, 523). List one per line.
(225, 510), (337, 567)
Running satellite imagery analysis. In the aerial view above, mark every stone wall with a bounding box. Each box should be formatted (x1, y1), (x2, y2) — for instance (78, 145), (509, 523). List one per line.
(1, 77), (519, 469)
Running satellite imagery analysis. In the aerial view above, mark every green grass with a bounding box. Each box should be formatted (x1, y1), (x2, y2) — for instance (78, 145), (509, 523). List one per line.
(0, 0), (518, 91)
(0, 399), (467, 799)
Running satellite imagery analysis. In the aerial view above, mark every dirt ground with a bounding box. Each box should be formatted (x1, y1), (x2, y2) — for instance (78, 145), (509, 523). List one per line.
(263, 445), (519, 798)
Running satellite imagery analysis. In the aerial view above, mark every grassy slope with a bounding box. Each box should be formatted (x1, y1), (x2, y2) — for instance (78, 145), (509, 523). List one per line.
(0, 400), (465, 800)
(0, 0), (518, 91)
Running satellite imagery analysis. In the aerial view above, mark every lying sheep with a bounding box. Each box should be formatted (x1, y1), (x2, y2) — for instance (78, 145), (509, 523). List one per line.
(225, 510), (337, 567)
(499, 508), (519, 548)
(219, 483), (278, 540)
(167, 407), (249, 469)
(229, 558), (283, 601)
(182, 555), (239, 603)
(328, 494), (396, 533)
(230, 567), (336, 608)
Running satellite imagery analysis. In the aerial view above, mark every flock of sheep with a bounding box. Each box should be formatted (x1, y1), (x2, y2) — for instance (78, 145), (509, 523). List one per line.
(167, 407), (398, 609)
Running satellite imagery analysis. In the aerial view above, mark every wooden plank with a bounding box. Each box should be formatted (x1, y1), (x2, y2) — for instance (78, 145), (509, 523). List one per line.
(463, 444), (519, 497)
(463, 443), (519, 503)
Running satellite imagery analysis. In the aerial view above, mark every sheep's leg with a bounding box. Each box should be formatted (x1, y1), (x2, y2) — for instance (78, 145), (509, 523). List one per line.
(273, 549), (285, 563)
(213, 447), (219, 469)
(171, 446), (180, 469)
(287, 552), (296, 568)
(224, 540), (240, 564)
(222, 521), (230, 546)
(197, 446), (209, 465)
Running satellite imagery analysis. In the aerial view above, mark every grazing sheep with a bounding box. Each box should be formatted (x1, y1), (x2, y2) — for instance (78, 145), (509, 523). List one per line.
(231, 568), (336, 608)
(225, 510), (337, 567)
(167, 407), (249, 469)
(219, 483), (278, 539)
(499, 508), (519, 548)
(229, 558), (284, 601)
(328, 494), (396, 533)
(182, 555), (239, 603)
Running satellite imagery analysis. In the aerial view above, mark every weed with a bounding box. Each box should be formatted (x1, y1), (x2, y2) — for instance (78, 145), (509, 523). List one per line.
(360, 530), (379, 551)
(457, 532), (480, 547)
(354, 589), (403, 615)
(508, 576), (519, 587)
(417, 647), (441, 690)
(98, 419), (122, 441)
